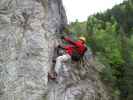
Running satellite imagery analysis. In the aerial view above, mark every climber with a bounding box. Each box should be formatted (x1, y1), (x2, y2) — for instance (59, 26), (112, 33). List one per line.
(49, 36), (87, 80)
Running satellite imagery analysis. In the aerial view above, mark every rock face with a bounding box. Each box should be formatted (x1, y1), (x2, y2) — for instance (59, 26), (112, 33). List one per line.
(0, 0), (110, 100)
(0, 0), (66, 99)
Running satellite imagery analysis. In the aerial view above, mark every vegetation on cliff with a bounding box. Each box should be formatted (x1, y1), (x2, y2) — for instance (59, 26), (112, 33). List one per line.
(68, 0), (133, 99)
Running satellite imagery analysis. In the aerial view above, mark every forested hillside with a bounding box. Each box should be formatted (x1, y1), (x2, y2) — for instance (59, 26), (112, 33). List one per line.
(69, 0), (133, 100)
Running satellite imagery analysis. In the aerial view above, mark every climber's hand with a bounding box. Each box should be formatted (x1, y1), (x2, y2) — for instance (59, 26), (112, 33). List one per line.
(61, 36), (65, 39)
(57, 45), (64, 50)
(57, 45), (62, 48)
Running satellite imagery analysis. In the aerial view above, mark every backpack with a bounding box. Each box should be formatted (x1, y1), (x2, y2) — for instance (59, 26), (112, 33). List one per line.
(71, 46), (87, 61)
(71, 50), (81, 61)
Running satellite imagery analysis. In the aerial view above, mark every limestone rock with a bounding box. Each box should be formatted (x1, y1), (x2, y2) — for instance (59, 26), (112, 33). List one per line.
(0, 0), (66, 99)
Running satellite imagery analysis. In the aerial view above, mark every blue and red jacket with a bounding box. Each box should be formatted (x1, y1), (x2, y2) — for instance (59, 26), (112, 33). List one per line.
(63, 37), (87, 56)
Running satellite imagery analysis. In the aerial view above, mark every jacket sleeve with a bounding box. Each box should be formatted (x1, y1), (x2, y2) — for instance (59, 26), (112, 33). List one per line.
(64, 37), (76, 45)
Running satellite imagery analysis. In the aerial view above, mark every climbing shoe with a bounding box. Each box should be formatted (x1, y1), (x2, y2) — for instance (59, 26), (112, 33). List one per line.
(52, 59), (56, 63)
(48, 72), (57, 80)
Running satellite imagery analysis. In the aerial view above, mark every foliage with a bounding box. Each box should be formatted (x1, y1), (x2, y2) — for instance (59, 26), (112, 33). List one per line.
(68, 0), (133, 100)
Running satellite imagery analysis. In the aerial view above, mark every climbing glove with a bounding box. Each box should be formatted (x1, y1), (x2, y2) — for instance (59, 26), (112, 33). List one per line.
(61, 36), (65, 39)
(57, 45), (64, 49)
(57, 45), (62, 48)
